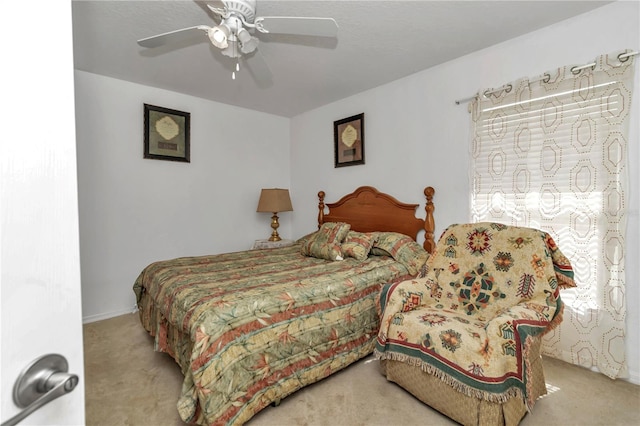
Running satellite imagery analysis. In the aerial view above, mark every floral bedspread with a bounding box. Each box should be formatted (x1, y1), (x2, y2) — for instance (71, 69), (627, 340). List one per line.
(374, 223), (575, 410)
(133, 243), (413, 425)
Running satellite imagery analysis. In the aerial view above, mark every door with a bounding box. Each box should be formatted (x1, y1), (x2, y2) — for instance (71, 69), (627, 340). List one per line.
(1, 1), (85, 424)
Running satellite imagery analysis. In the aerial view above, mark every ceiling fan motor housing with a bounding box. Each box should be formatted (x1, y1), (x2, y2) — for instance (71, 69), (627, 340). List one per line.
(224, 0), (257, 23)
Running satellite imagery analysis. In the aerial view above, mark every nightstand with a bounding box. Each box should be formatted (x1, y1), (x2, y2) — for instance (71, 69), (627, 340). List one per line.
(251, 239), (295, 250)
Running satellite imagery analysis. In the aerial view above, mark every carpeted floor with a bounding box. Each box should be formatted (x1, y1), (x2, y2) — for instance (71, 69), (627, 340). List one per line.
(84, 313), (640, 425)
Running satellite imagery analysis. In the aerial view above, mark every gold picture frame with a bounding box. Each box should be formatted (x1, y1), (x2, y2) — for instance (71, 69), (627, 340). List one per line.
(144, 104), (190, 163)
(334, 113), (364, 167)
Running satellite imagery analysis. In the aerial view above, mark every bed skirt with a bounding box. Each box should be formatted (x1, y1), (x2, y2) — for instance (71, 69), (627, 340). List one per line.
(138, 288), (193, 374)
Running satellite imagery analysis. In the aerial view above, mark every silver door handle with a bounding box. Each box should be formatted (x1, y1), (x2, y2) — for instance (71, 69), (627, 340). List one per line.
(1, 354), (79, 426)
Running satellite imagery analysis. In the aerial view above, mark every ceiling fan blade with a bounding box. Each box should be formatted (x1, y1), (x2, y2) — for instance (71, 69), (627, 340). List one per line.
(137, 25), (210, 48)
(243, 49), (273, 87)
(255, 16), (338, 37)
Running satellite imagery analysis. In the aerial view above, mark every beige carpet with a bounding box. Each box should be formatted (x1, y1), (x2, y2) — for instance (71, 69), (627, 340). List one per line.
(84, 313), (640, 425)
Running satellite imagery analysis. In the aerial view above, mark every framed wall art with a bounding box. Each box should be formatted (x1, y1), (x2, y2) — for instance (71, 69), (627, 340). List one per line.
(334, 113), (364, 168)
(144, 104), (190, 163)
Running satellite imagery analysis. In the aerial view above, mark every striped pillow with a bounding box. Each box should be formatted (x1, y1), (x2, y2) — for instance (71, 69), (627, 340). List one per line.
(373, 232), (430, 275)
(342, 231), (377, 261)
(301, 222), (351, 261)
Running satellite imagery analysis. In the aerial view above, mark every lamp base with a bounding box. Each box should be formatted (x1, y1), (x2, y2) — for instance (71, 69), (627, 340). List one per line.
(268, 213), (282, 241)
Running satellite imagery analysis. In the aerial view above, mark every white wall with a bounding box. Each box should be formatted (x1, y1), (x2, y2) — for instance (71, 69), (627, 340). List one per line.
(290, 1), (639, 382)
(75, 71), (290, 322)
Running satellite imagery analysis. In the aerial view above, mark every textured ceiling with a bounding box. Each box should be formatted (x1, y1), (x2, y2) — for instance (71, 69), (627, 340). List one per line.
(72, 1), (612, 117)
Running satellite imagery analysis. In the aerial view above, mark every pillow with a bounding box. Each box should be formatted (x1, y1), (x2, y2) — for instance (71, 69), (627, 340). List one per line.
(373, 232), (415, 255)
(300, 222), (351, 261)
(373, 232), (430, 275)
(341, 231), (377, 261)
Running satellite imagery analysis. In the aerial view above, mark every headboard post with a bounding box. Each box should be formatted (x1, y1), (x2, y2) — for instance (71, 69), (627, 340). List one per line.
(317, 191), (325, 229)
(424, 186), (436, 253)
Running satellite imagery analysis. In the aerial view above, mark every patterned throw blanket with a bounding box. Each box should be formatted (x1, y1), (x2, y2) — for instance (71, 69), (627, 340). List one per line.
(375, 223), (575, 410)
(133, 244), (415, 425)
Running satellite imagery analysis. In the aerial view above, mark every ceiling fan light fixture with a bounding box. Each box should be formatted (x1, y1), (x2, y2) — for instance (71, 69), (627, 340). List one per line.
(221, 40), (240, 58)
(236, 27), (250, 42)
(208, 24), (230, 49)
(237, 28), (258, 54)
(240, 37), (258, 54)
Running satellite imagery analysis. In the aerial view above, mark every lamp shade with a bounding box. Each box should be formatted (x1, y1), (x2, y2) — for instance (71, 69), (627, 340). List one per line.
(256, 188), (293, 213)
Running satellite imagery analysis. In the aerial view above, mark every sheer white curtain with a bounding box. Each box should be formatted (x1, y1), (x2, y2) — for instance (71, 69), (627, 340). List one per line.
(468, 50), (635, 379)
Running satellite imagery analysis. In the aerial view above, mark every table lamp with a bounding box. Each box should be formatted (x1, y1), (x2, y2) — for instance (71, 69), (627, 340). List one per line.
(256, 188), (293, 241)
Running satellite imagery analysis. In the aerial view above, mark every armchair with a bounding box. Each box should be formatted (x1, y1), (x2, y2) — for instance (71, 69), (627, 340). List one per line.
(375, 222), (575, 426)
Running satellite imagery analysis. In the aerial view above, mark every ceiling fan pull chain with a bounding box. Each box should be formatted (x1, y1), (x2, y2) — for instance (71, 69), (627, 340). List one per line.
(232, 37), (239, 80)
(233, 59), (239, 80)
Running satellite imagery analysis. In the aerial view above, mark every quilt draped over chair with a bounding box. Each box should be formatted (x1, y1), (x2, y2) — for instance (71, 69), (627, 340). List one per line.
(375, 222), (575, 423)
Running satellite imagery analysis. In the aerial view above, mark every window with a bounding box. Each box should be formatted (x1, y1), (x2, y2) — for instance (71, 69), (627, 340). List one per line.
(469, 50), (635, 379)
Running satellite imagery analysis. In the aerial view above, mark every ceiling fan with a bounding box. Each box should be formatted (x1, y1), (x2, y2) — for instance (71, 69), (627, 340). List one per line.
(137, 0), (338, 81)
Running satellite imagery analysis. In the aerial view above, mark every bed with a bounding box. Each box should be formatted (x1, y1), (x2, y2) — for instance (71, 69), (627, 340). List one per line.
(133, 185), (436, 425)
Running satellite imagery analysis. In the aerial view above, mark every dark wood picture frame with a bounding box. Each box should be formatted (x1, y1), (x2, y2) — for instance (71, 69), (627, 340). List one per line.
(144, 104), (190, 163)
(334, 113), (365, 168)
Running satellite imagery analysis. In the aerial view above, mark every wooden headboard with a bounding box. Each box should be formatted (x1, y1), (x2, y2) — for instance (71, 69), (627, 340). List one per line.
(317, 186), (436, 253)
